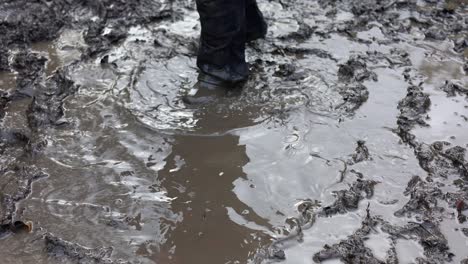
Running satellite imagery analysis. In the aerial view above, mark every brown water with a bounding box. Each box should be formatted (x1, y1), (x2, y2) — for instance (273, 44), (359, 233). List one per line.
(1, 0), (468, 263)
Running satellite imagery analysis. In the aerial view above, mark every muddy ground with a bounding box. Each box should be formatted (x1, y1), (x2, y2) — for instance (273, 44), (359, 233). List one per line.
(0, 0), (467, 263)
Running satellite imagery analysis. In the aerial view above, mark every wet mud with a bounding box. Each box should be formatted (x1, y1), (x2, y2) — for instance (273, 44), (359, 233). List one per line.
(44, 233), (129, 264)
(1, 0), (468, 263)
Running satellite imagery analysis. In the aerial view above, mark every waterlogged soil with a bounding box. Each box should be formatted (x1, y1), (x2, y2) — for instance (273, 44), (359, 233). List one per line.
(1, 0), (467, 263)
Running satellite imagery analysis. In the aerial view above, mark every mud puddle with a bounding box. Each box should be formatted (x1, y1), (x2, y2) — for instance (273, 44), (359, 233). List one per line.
(1, 0), (468, 263)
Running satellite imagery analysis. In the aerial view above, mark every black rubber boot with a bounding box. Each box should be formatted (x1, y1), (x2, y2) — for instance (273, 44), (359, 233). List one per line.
(196, 0), (249, 83)
(182, 80), (226, 105)
(182, 72), (244, 105)
(197, 64), (247, 85)
(246, 0), (268, 42)
(189, 0), (266, 105)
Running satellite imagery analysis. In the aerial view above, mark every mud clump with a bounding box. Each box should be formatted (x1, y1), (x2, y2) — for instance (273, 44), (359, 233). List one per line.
(455, 199), (467, 223)
(0, 220), (33, 237)
(462, 228), (468, 237)
(453, 37), (467, 54)
(0, 165), (46, 229)
(10, 52), (47, 99)
(313, 210), (389, 264)
(6, 51), (77, 129)
(396, 85), (431, 146)
(319, 179), (377, 217)
(424, 26), (448, 41)
(337, 84), (370, 112)
(0, 1), (65, 47)
(0, 91), (9, 119)
(383, 221), (453, 263)
(348, 140), (371, 165)
(84, 24), (128, 58)
(415, 142), (468, 179)
(394, 176), (444, 220)
(336, 56), (376, 113)
(45, 233), (128, 264)
(338, 56), (377, 83)
(349, 0), (410, 16)
(279, 22), (315, 41)
(314, 210), (453, 263)
(440, 80), (468, 97)
(0, 130), (30, 153)
(266, 199), (321, 260)
(0, 49), (9, 71)
(27, 70), (76, 129)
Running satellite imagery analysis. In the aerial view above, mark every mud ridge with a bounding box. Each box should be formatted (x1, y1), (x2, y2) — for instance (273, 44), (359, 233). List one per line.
(396, 84), (431, 147)
(318, 179), (378, 217)
(45, 233), (129, 264)
(0, 165), (47, 231)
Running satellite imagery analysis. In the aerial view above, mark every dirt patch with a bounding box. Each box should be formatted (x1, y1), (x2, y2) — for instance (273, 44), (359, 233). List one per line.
(0, 0), (467, 263)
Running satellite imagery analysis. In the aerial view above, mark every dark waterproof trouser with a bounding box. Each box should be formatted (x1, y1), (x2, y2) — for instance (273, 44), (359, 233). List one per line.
(195, 0), (267, 83)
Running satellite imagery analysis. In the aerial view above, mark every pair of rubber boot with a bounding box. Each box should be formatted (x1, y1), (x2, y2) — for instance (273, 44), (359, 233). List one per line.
(184, 0), (267, 104)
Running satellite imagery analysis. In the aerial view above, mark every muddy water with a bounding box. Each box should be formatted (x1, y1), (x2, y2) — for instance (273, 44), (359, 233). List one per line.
(0, 72), (16, 93)
(1, 0), (468, 263)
